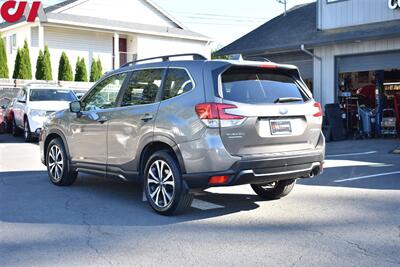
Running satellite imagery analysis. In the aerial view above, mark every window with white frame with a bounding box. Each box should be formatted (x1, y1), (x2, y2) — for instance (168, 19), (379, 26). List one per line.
(9, 34), (17, 54)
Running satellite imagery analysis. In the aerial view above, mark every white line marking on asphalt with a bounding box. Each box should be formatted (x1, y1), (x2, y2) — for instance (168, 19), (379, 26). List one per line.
(327, 151), (377, 158)
(191, 199), (224, 210)
(334, 171), (400, 183)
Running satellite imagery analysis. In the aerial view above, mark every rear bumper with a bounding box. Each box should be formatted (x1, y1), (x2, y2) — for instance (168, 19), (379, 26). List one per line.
(183, 151), (324, 189)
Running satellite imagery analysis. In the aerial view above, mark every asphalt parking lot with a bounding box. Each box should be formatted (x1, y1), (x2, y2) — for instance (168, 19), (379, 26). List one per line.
(1, 134), (399, 267)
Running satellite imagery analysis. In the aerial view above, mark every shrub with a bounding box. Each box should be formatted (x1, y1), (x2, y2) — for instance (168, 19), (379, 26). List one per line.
(58, 52), (73, 81)
(13, 41), (33, 80)
(90, 58), (103, 82)
(0, 36), (9, 78)
(35, 49), (44, 80)
(12, 48), (22, 79)
(42, 45), (52, 81)
(75, 57), (88, 82)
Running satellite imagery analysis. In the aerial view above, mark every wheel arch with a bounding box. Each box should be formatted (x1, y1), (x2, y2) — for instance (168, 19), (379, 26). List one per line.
(138, 136), (186, 178)
(44, 129), (70, 164)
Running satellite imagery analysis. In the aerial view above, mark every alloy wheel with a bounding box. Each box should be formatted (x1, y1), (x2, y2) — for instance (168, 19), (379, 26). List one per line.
(48, 145), (64, 182)
(147, 160), (175, 208)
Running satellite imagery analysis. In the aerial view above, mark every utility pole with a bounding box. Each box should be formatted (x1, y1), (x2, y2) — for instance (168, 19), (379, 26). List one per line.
(276, 0), (288, 16)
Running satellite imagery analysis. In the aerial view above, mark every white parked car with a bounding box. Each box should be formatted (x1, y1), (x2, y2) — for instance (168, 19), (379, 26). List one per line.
(12, 84), (77, 142)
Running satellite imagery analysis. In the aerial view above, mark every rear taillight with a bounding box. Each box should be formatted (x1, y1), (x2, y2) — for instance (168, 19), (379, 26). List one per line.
(313, 102), (323, 117)
(195, 103), (246, 128)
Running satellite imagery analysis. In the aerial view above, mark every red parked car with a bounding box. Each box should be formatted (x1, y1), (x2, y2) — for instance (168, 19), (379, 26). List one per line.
(0, 97), (13, 134)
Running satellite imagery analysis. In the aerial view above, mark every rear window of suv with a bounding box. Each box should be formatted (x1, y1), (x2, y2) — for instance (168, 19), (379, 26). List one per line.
(221, 66), (308, 104)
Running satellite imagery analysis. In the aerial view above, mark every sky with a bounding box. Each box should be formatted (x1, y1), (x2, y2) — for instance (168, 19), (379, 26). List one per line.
(1, 0), (315, 47)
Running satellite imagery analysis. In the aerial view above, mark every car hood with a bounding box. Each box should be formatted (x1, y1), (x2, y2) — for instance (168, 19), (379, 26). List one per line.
(28, 101), (71, 111)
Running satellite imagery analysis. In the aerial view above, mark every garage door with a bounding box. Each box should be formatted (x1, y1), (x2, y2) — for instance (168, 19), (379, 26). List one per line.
(337, 50), (400, 73)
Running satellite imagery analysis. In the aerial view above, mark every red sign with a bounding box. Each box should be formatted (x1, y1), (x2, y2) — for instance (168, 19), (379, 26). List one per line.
(1, 1), (42, 23)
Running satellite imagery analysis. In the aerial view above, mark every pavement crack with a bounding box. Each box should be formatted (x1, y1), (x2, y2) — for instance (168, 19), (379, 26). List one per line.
(343, 239), (400, 265)
(81, 210), (115, 267)
(345, 240), (370, 256)
(64, 197), (115, 266)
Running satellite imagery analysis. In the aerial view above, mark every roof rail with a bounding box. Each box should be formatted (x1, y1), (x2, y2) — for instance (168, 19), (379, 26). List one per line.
(120, 53), (207, 68)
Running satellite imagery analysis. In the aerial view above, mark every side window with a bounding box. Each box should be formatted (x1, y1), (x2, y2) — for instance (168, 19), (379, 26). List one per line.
(82, 73), (127, 111)
(163, 68), (194, 100)
(121, 69), (164, 107)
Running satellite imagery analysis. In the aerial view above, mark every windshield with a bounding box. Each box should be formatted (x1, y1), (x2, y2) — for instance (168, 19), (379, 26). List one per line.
(221, 66), (308, 104)
(29, 89), (77, 102)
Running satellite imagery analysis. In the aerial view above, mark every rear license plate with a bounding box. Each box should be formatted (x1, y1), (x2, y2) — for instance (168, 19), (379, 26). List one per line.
(270, 120), (292, 135)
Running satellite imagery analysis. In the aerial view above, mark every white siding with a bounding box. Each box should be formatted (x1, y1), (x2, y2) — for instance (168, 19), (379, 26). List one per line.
(313, 37), (400, 106)
(31, 27), (39, 48)
(44, 26), (113, 79)
(319, 0), (400, 30)
(1, 25), (34, 78)
(136, 34), (210, 60)
(58, 0), (176, 28)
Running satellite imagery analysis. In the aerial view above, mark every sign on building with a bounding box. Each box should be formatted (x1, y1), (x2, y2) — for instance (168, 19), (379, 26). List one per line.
(389, 0), (400, 10)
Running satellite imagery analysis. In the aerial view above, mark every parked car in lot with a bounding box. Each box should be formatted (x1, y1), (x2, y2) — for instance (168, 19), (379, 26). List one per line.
(0, 97), (12, 134)
(40, 54), (325, 215)
(2, 97), (16, 134)
(12, 84), (77, 142)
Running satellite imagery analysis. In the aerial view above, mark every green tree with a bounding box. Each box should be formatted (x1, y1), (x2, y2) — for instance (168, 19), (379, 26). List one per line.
(96, 58), (103, 77)
(14, 40), (32, 79)
(75, 57), (88, 82)
(42, 45), (52, 80)
(35, 49), (45, 80)
(58, 52), (73, 81)
(0, 36), (9, 78)
(12, 48), (22, 79)
(19, 40), (33, 79)
(90, 58), (103, 82)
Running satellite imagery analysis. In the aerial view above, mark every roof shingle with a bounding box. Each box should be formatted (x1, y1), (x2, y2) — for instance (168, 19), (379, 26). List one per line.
(217, 2), (400, 56)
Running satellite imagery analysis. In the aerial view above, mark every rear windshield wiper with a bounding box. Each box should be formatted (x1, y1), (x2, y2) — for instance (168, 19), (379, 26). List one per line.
(274, 97), (303, 104)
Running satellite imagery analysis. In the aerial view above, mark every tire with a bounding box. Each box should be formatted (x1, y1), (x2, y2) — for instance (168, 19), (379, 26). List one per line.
(46, 138), (77, 186)
(24, 119), (33, 142)
(144, 151), (193, 216)
(251, 179), (296, 200)
(11, 118), (21, 137)
(5, 119), (12, 133)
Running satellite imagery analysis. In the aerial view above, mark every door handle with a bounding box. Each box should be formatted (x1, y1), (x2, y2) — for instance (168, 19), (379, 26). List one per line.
(97, 116), (108, 124)
(141, 114), (153, 122)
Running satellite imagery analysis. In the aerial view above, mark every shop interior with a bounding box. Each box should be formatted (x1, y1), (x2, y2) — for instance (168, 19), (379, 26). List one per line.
(337, 69), (400, 138)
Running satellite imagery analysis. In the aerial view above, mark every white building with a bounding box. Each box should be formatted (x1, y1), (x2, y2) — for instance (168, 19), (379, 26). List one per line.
(0, 0), (211, 80)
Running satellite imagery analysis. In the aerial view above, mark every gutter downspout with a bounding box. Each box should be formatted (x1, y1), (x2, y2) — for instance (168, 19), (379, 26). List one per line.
(301, 44), (323, 105)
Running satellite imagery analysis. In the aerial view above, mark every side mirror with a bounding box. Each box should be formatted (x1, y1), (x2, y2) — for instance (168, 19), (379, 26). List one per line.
(70, 101), (82, 113)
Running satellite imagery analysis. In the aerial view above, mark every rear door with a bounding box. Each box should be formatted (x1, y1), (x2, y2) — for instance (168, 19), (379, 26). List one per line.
(218, 65), (322, 156)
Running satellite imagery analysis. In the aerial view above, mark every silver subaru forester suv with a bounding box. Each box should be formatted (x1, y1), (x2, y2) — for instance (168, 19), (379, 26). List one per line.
(40, 54), (325, 215)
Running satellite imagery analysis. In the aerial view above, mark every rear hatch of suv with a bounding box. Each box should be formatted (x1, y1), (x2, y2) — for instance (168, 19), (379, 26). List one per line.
(214, 63), (322, 156)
